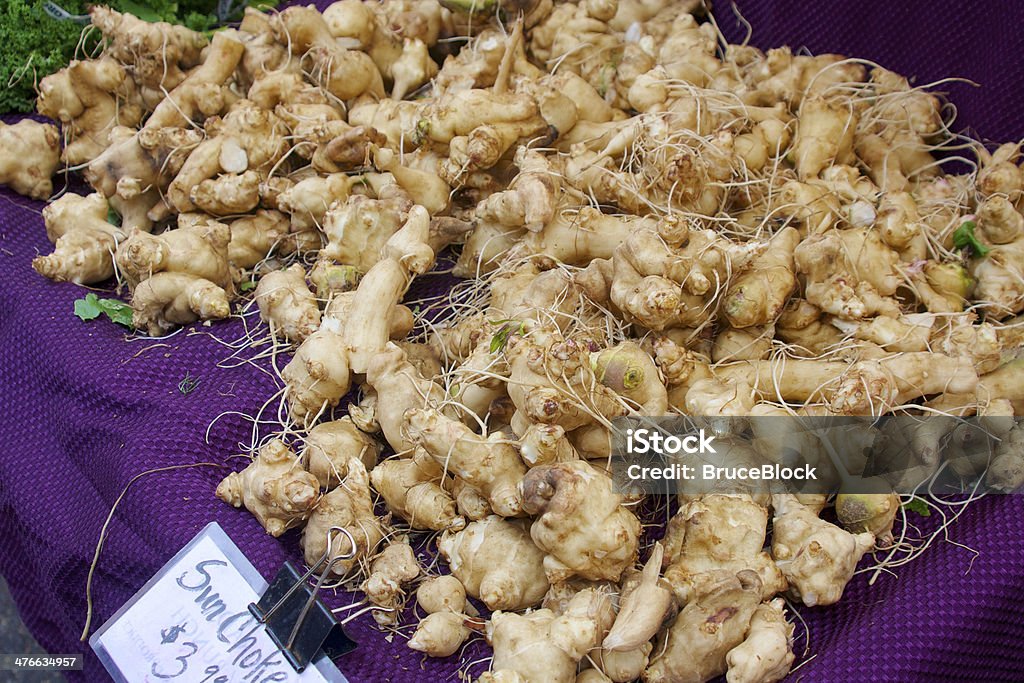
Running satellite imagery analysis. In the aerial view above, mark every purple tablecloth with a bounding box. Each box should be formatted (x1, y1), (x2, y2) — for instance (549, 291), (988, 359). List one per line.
(2, 1), (1023, 681)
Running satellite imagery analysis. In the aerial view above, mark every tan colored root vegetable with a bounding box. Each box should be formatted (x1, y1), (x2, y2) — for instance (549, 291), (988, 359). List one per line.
(131, 272), (231, 336)
(521, 461), (640, 582)
(663, 494), (786, 604)
(408, 611), (472, 657)
(275, 6), (385, 101)
(453, 476), (493, 522)
(370, 450), (464, 531)
(142, 30), (245, 131)
(976, 142), (1024, 201)
(321, 193), (412, 273)
(362, 540), (421, 625)
(365, 343), (449, 453)
(309, 259), (362, 299)
(489, 266), (581, 331)
(791, 95), (857, 180)
(711, 348), (977, 413)
(603, 543), (671, 652)
(684, 377), (757, 422)
(307, 122), (386, 174)
(255, 264), (321, 342)
(751, 48), (866, 106)
(644, 571), (762, 683)
(971, 197), (1024, 317)
(115, 214), (233, 292)
(485, 588), (614, 683)
(277, 173), (355, 232)
(404, 408), (526, 517)
(191, 171), (261, 216)
(37, 57), (143, 165)
(373, 146), (454, 216)
(506, 332), (626, 433)
(438, 516), (549, 611)
(794, 228), (902, 319)
(503, 209), (660, 269)
(301, 458), (383, 577)
(986, 421), (1024, 492)
(829, 352), (977, 414)
(284, 207), (434, 423)
(417, 575), (467, 615)
(724, 598), (795, 683)
(711, 326), (774, 363)
(83, 126), (202, 222)
(216, 439), (320, 537)
(0, 118), (57, 197)
(90, 7), (206, 97)
(342, 205), (435, 372)
(835, 482), (901, 546)
(722, 227), (800, 328)
(590, 645), (653, 683)
(519, 423), (578, 467)
(33, 193), (123, 284)
(302, 417), (381, 489)
(166, 100), (288, 214)
(591, 342), (668, 415)
(228, 210), (292, 268)
(324, 293), (416, 343)
(771, 494), (874, 607)
(281, 325), (352, 425)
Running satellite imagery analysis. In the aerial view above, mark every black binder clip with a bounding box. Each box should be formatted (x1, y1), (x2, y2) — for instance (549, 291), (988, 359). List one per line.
(249, 527), (360, 673)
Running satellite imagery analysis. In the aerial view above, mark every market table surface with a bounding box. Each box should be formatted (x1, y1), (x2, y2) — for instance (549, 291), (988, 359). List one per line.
(2, 1), (1024, 681)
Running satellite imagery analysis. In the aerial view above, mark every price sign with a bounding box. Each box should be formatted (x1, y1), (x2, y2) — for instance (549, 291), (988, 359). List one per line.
(91, 523), (346, 683)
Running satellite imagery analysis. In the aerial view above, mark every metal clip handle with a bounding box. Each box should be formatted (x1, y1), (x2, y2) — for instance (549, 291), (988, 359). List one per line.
(254, 526), (357, 649)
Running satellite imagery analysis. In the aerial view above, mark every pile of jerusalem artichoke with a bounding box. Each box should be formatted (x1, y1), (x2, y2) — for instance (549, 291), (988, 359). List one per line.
(4, 2), (1024, 681)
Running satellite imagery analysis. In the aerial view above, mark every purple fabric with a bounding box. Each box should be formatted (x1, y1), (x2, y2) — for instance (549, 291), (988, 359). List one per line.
(1, 2), (1023, 682)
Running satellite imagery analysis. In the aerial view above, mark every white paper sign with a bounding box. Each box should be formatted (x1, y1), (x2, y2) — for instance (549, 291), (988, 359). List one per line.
(91, 523), (346, 683)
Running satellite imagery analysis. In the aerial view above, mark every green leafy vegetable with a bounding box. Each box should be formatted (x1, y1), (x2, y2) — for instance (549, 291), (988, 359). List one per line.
(73, 293), (103, 321)
(74, 293), (133, 327)
(901, 496), (931, 517)
(239, 280), (256, 292)
(952, 220), (990, 257)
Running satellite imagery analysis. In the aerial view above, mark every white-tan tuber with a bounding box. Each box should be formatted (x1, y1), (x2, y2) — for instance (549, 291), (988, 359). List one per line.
(521, 461), (640, 583)
(301, 458), (384, 577)
(0, 120), (61, 199)
(771, 494), (874, 607)
(255, 264), (321, 342)
(408, 611), (472, 657)
(33, 193), (123, 284)
(302, 417), (382, 489)
(371, 450), (464, 531)
(216, 439), (320, 537)
(362, 541), (422, 625)
(404, 408), (527, 517)
(663, 493), (786, 604)
(484, 588), (615, 683)
(115, 214), (233, 293)
(131, 273), (231, 336)
(724, 598), (795, 683)
(417, 575), (467, 615)
(644, 571), (763, 683)
(602, 543), (672, 652)
(438, 516), (549, 611)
